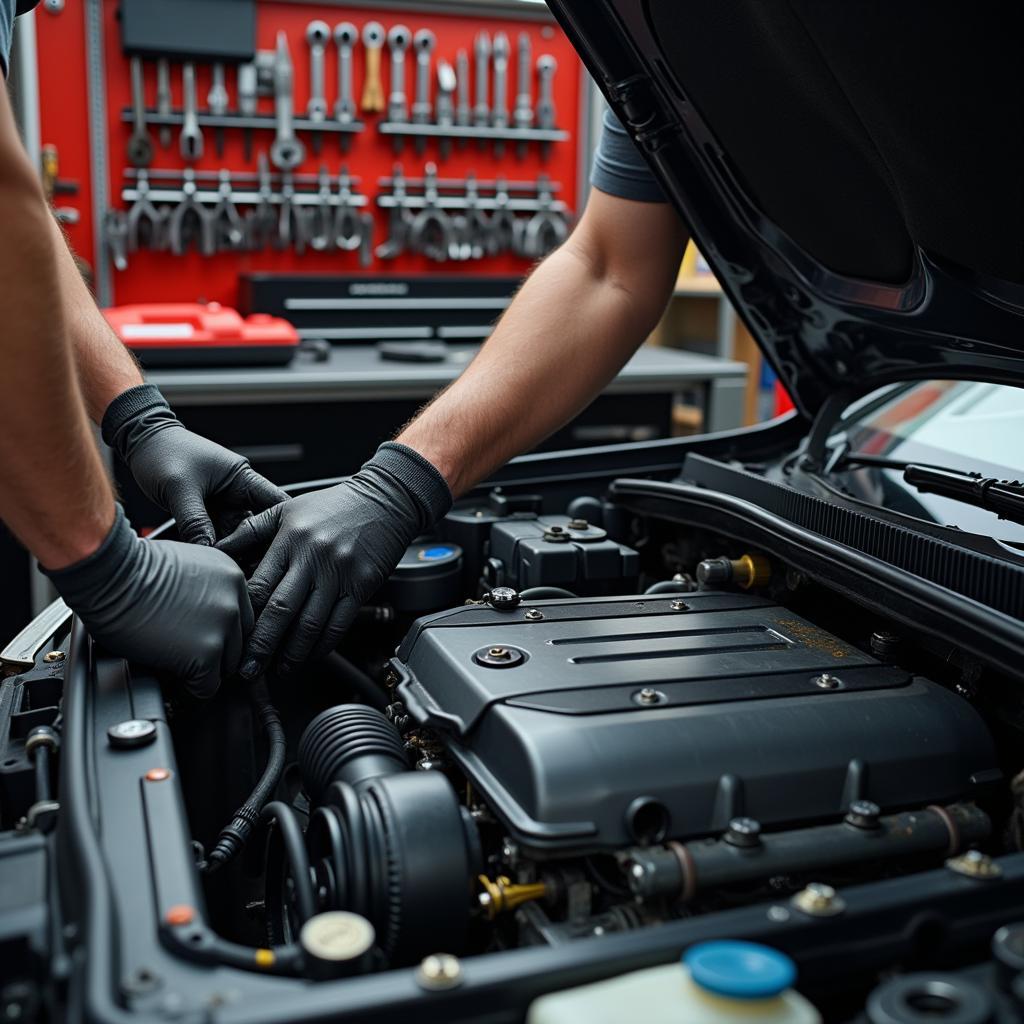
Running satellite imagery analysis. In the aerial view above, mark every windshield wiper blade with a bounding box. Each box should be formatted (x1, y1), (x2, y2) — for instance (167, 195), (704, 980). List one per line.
(903, 464), (1024, 526)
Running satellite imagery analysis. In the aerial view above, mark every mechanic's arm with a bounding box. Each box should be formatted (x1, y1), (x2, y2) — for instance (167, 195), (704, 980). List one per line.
(0, 86), (249, 696)
(400, 188), (688, 493)
(49, 216), (288, 544)
(217, 190), (686, 678)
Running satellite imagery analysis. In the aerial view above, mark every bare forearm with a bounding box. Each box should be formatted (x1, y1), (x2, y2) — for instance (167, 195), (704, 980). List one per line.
(0, 163), (114, 567)
(398, 192), (687, 495)
(52, 216), (143, 422)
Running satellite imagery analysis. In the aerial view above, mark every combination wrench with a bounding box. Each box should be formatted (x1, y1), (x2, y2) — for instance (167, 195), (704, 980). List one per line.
(473, 31), (491, 148)
(305, 20), (330, 155)
(360, 22), (386, 113)
(491, 32), (510, 156)
(156, 58), (172, 149)
(127, 56), (153, 167)
(536, 54), (557, 160)
(455, 48), (471, 148)
(270, 31), (305, 171)
(237, 62), (258, 162)
(333, 22), (358, 152)
(513, 33), (533, 158)
(207, 62), (229, 158)
(387, 24), (411, 152)
(411, 29), (435, 155)
(435, 59), (456, 160)
(179, 62), (203, 163)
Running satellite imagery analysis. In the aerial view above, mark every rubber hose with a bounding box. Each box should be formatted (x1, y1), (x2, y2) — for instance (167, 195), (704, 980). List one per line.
(644, 580), (691, 595)
(519, 586), (577, 600)
(205, 679), (287, 872)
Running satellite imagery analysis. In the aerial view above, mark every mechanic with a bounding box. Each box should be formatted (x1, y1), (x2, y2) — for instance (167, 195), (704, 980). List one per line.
(218, 108), (687, 679)
(0, 1), (287, 696)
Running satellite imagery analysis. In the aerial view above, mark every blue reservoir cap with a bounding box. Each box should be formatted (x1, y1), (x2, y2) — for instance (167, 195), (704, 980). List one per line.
(684, 941), (796, 1000)
(419, 545), (456, 561)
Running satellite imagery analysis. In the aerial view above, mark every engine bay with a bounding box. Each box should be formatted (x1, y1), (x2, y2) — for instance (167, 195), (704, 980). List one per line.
(5, 451), (1024, 1022)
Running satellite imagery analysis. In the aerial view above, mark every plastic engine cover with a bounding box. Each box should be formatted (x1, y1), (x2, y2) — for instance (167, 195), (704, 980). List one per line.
(393, 593), (997, 854)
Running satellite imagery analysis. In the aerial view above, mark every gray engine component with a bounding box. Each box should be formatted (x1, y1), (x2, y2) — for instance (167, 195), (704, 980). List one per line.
(393, 592), (997, 855)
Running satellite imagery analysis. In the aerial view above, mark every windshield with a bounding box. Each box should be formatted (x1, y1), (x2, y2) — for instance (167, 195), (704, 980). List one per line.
(841, 381), (1024, 543)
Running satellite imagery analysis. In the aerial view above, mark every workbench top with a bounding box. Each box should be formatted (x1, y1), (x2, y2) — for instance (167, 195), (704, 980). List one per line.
(146, 342), (748, 406)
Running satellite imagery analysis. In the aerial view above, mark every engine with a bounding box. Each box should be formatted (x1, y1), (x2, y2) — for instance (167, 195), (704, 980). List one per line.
(248, 491), (1001, 973)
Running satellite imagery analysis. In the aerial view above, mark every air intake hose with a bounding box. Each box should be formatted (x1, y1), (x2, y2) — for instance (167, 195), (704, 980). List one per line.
(280, 705), (479, 966)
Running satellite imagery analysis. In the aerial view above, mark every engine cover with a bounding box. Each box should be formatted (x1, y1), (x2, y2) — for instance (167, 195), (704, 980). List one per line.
(393, 593), (997, 855)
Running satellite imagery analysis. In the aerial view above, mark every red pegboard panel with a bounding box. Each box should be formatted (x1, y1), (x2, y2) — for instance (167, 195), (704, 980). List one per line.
(34, 2), (586, 308)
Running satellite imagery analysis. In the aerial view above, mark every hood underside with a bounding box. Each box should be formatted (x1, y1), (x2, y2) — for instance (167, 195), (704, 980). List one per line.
(550, 0), (1024, 419)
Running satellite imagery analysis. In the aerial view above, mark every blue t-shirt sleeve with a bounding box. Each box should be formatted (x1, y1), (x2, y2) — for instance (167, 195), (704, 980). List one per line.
(590, 106), (667, 203)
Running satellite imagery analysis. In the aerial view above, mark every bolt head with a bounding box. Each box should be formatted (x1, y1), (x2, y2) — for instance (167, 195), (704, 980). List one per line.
(568, 518), (589, 530)
(634, 687), (665, 707)
(669, 600), (687, 612)
(792, 882), (845, 917)
(43, 650), (65, 663)
(845, 800), (882, 829)
(524, 609), (544, 621)
(947, 849), (1002, 879)
(725, 816), (762, 847)
(417, 953), (462, 990)
(814, 673), (842, 689)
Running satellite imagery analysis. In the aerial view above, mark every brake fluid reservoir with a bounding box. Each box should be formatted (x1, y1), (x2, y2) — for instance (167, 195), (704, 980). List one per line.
(527, 941), (821, 1024)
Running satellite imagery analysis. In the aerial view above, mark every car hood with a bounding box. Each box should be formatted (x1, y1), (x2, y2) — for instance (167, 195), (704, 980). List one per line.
(549, 0), (1024, 420)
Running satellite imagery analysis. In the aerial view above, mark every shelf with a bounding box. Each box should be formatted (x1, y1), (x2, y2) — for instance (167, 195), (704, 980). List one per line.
(120, 109), (365, 135)
(377, 121), (568, 143)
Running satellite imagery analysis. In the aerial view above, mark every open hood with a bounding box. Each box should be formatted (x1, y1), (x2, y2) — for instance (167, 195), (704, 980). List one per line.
(549, 1), (1024, 420)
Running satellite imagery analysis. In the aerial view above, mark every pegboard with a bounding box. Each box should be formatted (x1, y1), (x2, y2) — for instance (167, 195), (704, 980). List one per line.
(33, 1), (588, 308)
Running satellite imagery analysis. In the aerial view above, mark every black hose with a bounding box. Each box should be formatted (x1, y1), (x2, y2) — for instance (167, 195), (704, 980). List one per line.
(321, 652), (389, 711)
(205, 679), (287, 873)
(644, 579), (692, 595)
(519, 586), (578, 600)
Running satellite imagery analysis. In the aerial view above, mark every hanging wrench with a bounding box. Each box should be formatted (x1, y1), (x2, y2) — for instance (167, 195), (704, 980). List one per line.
(270, 32), (305, 171)
(127, 57), (153, 167)
(179, 62), (203, 162)
(156, 58), (172, 149)
(411, 29), (435, 156)
(305, 20), (330, 155)
(513, 33), (533, 159)
(455, 48), (470, 149)
(435, 59), (455, 160)
(536, 54), (557, 161)
(237, 62), (258, 162)
(491, 32), (510, 157)
(361, 22), (386, 114)
(473, 31), (491, 148)
(207, 62), (229, 158)
(387, 25), (411, 153)
(333, 22), (358, 152)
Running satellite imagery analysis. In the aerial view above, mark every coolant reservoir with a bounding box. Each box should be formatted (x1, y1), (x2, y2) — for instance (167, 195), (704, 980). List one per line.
(527, 941), (821, 1024)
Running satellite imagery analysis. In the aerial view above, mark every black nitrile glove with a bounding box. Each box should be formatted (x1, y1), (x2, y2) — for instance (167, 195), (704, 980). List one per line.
(216, 442), (452, 678)
(45, 506), (254, 698)
(102, 384), (289, 546)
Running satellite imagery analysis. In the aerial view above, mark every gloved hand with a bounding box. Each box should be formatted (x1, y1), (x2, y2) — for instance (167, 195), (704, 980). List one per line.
(216, 442), (452, 678)
(44, 506), (254, 698)
(102, 384), (288, 546)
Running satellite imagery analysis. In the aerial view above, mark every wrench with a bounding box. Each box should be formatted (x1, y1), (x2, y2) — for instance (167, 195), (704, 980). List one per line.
(305, 20), (330, 155)
(387, 24), (411, 153)
(104, 209), (129, 271)
(333, 22), (358, 152)
(455, 48), (471, 149)
(156, 58), (172, 148)
(358, 212), (374, 268)
(237, 62), (258, 162)
(360, 22), (386, 113)
(245, 152), (277, 251)
(409, 163), (453, 262)
(332, 167), (361, 251)
(169, 169), (215, 256)
(513, 33), (533, 158)
(376, 163), (412, 260)
(473, 31), (491, 147)
(179, 63), (203, 162)
(207, 62), (229, 158)
(209, 169), (245, 251)
(126, 170), (168, 252)
(491, 32), (510, 157)
(435, 59), (455, 160)
(411, 29), (435, 155)
(269, 32), (305, 171)
(308, 165), (334, 252)
(127, 57), (153, 167)
(536, 54), (557, 160)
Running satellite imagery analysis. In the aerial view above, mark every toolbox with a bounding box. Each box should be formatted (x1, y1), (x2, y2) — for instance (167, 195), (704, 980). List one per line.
(102, 302), (300, 367)
(32, 1), (590, 313)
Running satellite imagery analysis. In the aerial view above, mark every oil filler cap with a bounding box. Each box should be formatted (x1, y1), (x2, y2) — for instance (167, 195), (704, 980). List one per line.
(684, 941), (796, 1000)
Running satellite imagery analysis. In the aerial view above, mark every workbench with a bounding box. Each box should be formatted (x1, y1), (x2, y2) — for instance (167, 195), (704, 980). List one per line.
(113, 342), (746, 531)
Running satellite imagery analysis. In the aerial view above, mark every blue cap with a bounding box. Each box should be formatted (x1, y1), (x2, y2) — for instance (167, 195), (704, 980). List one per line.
(684, 941), (796, 1000)
(419, 545), (456, 561)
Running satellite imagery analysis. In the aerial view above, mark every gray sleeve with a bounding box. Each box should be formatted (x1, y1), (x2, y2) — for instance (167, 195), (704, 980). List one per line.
(590, 106), (667, 203)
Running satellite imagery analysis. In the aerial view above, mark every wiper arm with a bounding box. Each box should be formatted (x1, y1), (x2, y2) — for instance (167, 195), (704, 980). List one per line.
(903, 464), (1024, 526)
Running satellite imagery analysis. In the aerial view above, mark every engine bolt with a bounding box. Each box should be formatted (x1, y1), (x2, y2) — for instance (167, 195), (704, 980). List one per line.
(845, 800), (882, 829)
(488, 647), (510, 659)
(568, 518), (589, 530)
(814, 673), (842, 689)
(524, 609), (544, 621)
(669, 600), (687, 611)
(417, 953), (463, 991)
(634, 688), (666, 707)
(946, 849), (1002, 880)
(725, 817), (762, 848)
(792, 882), (845, 917)
(43, 650), (65, 663)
